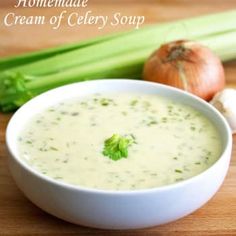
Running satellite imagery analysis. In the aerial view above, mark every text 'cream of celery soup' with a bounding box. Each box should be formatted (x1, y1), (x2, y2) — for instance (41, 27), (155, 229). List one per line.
(17, 93), (222, 190)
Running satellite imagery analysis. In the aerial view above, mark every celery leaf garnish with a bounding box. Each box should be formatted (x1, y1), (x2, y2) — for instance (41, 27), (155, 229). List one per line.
(102, 134), (135, 161)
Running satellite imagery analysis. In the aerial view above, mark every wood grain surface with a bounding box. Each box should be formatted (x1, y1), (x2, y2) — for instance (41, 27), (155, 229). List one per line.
(0, 0), (236, 235)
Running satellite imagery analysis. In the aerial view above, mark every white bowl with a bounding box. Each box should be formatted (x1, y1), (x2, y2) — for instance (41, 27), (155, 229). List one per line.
(6, 79), (232, 229)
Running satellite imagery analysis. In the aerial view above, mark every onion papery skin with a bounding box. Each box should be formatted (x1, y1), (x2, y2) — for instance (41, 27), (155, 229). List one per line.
(143, 40), (225, 101)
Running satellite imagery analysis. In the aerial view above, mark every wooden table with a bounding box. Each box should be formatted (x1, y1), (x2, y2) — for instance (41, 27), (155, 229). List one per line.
(0, 1), (236, 235)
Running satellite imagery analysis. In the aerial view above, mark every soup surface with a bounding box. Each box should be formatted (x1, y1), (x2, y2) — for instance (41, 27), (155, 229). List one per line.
(18, 93), (222, 190)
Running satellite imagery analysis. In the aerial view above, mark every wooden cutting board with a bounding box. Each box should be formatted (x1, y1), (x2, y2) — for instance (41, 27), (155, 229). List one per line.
(0, 1), (236, 235)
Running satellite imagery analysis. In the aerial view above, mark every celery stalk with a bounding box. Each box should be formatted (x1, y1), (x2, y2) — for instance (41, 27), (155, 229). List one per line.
(200, 31), (236, 61)
(4, 10), (236, 76)
(0, 11), (236, 112)
(0, 30), (132, 71)
(1, 30), (236, 112)
(25, 30), (236, 91)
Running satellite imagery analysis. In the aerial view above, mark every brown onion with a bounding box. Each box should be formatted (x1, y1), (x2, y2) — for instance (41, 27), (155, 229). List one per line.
(143, 40), (225, 101)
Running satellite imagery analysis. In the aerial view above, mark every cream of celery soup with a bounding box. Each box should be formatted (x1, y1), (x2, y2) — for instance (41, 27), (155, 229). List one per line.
(17, 93), (222, 190)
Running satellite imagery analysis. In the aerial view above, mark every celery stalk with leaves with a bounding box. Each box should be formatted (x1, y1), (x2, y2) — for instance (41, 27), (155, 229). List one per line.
(0, 10), (236, 112)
